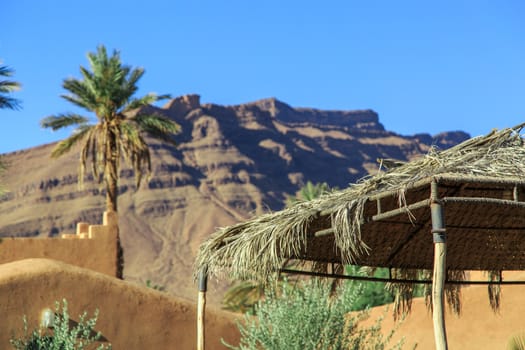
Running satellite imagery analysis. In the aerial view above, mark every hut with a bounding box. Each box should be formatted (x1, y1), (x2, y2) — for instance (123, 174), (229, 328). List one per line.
(196, 123), (525, 349)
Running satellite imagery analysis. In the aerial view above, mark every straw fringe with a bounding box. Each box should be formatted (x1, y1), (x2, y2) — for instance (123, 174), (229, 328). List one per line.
(195, 204), (321, 281)
(196, 123), (525, 311)
(486, 270), (502, 312)
(386, 269), (466, 319)
(386, 268), (420, 320)
(332, 197), (370, 264)
(445, 270), (466, 315)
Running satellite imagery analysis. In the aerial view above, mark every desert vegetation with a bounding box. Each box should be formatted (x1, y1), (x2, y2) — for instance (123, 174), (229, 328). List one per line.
(10, 299), (112, 350)
(223, 278), (409, 350)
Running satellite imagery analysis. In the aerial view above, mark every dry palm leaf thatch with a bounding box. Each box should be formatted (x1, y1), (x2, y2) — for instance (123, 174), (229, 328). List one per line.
(196, 122), (525, 315)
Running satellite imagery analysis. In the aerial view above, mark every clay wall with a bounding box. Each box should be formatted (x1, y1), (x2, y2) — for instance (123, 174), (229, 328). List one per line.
(0, 211), (118, 277)
(0, 212), (240, 349)
(2, 259), (240, 349)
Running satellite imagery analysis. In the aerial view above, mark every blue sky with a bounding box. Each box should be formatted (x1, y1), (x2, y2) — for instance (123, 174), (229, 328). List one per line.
(1, 1), (524, 154)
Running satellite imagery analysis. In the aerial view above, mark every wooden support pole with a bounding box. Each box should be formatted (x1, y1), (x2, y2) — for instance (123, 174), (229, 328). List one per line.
(197, 267), (208, 350)
(431, 181), (448, 350)
(432, 242), (447, 350)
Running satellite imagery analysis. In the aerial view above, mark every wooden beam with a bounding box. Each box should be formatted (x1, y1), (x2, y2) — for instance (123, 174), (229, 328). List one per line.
(372, 198), (430, 222)
(280, 268), (525, 285)
(432, 241), (447, 350)
(431, 181), (448, 350)
(443, 196), (525, 206)
(314, 199), (430, 238)
(197, 267), (208, 350)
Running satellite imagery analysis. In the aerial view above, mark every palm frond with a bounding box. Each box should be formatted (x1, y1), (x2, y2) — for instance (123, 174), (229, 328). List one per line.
(96, 124), (108, 177)
(62, 78), (98, 112)
(120, 121), (151, 187)
(80, 129), (93, 185)
(79, 65), (95, 82)
(88, 45), (111, 73)
(51, 125), (92, 158)
(124, 93), (171, 112)
(78, 66), (100, 102)
(40, 114), (89, 131)
(0, 65), (16, 78)
(119, 121), (145, 148)
(120, 68), (144, 101)
(0, 79), (21, 93)
(0, 65), (21, 110)
(0, 96), (21, 110)
(134, 113), (180, 144)
(92, 125), (104, 182)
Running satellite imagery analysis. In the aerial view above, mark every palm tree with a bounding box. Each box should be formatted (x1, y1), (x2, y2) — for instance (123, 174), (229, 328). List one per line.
(285, 181), (331, 206)
(41, 45), (180, 212)
(0, 64), (21, 110)
(41, 45), (180, 279)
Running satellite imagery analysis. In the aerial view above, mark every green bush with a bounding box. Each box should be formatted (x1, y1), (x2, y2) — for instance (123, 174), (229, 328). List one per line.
(144, 279), (166, 292)
(10, 299), (112, 350)
(345, 265), (394, 311)
(223, 278), (411, 350)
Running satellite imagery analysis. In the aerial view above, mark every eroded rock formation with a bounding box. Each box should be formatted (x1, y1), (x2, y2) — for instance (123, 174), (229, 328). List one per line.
(0, 95), (469, 302)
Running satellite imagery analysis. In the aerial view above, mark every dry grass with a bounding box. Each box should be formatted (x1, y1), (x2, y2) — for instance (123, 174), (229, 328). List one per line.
(196, 123), (525, 316)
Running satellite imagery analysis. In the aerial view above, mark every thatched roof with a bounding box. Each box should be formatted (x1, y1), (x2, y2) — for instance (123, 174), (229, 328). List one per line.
(196, 123), (525, 292)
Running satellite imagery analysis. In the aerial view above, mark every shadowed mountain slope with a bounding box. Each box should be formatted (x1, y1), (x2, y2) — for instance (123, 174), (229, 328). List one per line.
(0, 95), (469, 302)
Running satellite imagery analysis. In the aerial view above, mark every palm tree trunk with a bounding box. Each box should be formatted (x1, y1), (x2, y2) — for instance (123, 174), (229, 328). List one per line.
(105, 133), (124, 278)
(105, 135), (119, 212)
(106, 172), (118, 212)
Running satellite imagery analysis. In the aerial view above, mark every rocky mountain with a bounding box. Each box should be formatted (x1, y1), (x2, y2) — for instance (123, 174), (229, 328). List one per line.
(0, 95), (469, 302)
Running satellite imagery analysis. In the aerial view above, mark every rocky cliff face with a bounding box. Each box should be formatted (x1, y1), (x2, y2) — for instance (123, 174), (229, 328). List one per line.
(0, 95), (469, 302)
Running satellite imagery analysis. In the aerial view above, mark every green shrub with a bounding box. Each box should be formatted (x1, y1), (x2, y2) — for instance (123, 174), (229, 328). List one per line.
(145, 279), (166, 292)
(223, 278), (411, 350)
(10, 299), (112, 350)
(345, 265), (394, 311)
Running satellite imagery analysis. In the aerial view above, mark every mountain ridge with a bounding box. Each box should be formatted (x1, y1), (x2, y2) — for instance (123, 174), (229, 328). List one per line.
(0, 94), (470, 303)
